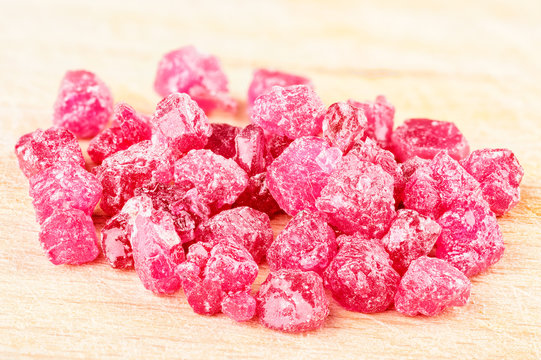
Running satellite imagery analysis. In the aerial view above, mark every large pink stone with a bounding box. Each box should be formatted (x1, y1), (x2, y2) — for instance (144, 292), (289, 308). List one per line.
(247, 69), (312, 107)
(267, 136), (342, 216)
(395, 256), (471, 316)
(39, 208), (99, 265)
(204, 123), (240, 159)
(251, 85), (325, 139)
(53, 70), (113, 138)
(234, 124), (268, 176)
(256, 269), (329, 332)
(29, 161), (102, 224)
(460, 148), (524, 216)
(233, 173), (281, 217)
(322, 102), (367, 153)
(154, 46), (236, 113)
(15, 127), (85, 179)
(391, 118), (470, 162)
(347, 95), (395, 149)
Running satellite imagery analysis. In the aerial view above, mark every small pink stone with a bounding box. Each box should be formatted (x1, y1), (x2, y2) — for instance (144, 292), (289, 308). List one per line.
(247, 69), (312, 107)
(400, 156), (430, 183)
(221, 292), (257, 322)
(395, 256), (471, 316)
(381, 209), (442, 275)
(39, 208), (99, 265)
(322, 102), (367, 153)
(460, 148), (524, 216)
(204, 123), (241, 159)
(267, 136), (343, 216)
(15, 127), (85, 179)
(347, 95), (395, 149)
(323, 234), (400, 313)
(436, 198), (504, 277)
(233, 173), (281, 217)
(154, 46), (236, 113)
(251, 85), (325, 139)
(267, 211), (337, 275)
(234, 124), (268, 176)
(53, 70), (113, 138)
(29, 161), (102, 224)
(391, 118), (470, 162)
(256, 269), (329, 332)
(101, 212), (133, 269)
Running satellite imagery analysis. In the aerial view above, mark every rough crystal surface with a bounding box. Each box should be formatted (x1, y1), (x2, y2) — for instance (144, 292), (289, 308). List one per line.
(101, 212), (133, 269)
(251, 85), (325, 139)
(400, 156), (429, 183)
(267, 136), (342, 216)
(265, 133), (293, 161)
(256, 269), (329, 332)
(267, 211), (337, 275)
(221, 292), (257, 322)
(234, 124), (268, 176)
(461, 148), (524, 216)
(204, 123), (240, 159)
(395, 256), (471, 316)
(53, 70), (113, 138)
(322, 102), (367, 153)
(323, 234), (400, 313)
(233, 173), (281, 216)
(391, 118), (470, 162)
(15, 127), (85, 179)
(347, 95), (395, 149)
(247, 69), (312, 107)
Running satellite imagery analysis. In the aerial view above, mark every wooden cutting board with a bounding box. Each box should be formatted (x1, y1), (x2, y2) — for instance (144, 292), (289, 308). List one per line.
(1, 1), (540, 359)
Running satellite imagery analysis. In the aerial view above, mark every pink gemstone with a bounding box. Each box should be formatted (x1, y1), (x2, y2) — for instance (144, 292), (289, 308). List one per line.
(436, 198), (504, 277)
(154, 46), (236, 113)
(195, 206), (273, 264)
(151, 93), (213, 155)
(221, 292), (257, 322)
(101, 212), (133, 269)
(400, 156), (429, 183)
(267, 136), (342, 216)
(93, 140), (175, 215)
(233, 173), (281, 216)
(316, 153), (396, 238)
(15, 127), (85, 179)
(174, 149), (248, 211)
(395, 256), (471, 316)
(53, 70), (113, 138)
(391, 118), (470, 162)
(234, 124), (268, 176)
(461, 148), (524, 216)
(88, 103), (152, 164)
(324, 234), (400, 313)
(251, 85), (325, 139)
(265, 133), (293, 161)
(39, 208), (99, 265)
(256, 269), (329, 332)
(247, 69), (312, 107)
(29, 161), (102, 224)
(381, 209), (442, 275)
(347, 95), (395, 149)
(204, 123), (241, 159)
(322, 102), (367, 153)
(267, 211), (337, 275)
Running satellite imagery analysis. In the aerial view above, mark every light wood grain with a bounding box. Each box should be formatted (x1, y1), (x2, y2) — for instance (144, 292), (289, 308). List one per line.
(1, 0), (540, 359)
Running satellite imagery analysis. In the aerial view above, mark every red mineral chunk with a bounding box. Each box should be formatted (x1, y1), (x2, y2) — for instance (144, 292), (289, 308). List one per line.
(93, 140), (175, 215)
(251, 85), (325, 139)
(204, 123), (240, 159)
(347, 95), (395, 149)
(195, 206), (273, 264)
(14, 127), (85, 179)
(233, 173), (281, 217)
(265, 133), (293, 161)
(436, 198), (504, 277)
(174, 149), (248, 211)
(316, 153), (396, 238)
(100, 212), (133, 269)
(154, 46), (236, 113)
(256, 269), (329, 332)
(29, 162), (102, 224)
(381, 209), (442, 275)
(53, 70), (113, 138)
(461, 148), (524, 216)
(267, 137), (342, 216)
(234, 124), (268, 176)
(38, 208), (99, 265)
(391, 118), (470, 162)
(323, 234), (400, 313)
(221, 292), (257, 322)
(88, 103), (152, 164)
(395, 256), (471, 316)
(151, 92), (213, 155)
(247, 69), (312, 107)
(403, 152), (482, 219)
(400, 156), (429, 183)
(322, 102), (367, 153)
(267, 211), (337, 275)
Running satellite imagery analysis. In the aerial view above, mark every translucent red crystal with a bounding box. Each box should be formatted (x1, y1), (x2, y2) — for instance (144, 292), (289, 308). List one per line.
(100, 211), (133, 269)
(233, 173), (281, 216)
(265, 133), (293, 161)
(234, 124), (268, 176)
(347, 95), (395, 149)
(322, 102), (367, 153)
(221, 292), (257, 322)
(247, 68), (312, 107)
(204, 123), (240, 159)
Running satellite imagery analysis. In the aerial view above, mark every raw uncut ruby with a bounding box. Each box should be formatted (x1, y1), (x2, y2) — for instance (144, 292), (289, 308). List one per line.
(400, 156), (429, 183)
(251, 85), (325, 139)
(15, 127), (85, 179)
(234, 124), (268, 176)
(322, 102), (367, 153)
(395, 256), (471, 316)
(265, 133), (293, 161)
(267, 136), (342, 216)
(221, 292), (257, 322)
(256, 269), (329, 332)
(391, 118), (470, 162)
(233, 173), (281, 216)
(347, 95), (395, 149)
(204, 123), (240, 159)
(461, 148), (524, 216)
(247, 69), (312, 107)
(53, 70), (113, 138)
(154, 46), (236, 113)
(101, 212), (133, 269)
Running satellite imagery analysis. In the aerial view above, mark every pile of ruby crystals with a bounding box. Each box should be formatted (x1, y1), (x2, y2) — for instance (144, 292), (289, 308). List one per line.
(15, 45), (524, 333)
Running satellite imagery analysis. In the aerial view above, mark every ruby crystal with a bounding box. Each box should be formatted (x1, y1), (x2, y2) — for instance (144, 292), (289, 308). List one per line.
(204, 123), (241, 159)
(322, 102), (367, 153)
(247, 69), (312, 107)
(101, 212), (133, 269)
(233, 173), (281, 216)
(347, 95), (395, 149)
(234, 124), (268, 176)
(265, 133), (293, 161)
(221, 292), (257, 322)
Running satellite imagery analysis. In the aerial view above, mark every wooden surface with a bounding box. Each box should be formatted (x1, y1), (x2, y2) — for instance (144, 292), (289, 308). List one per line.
(1, 1), (540, 359)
